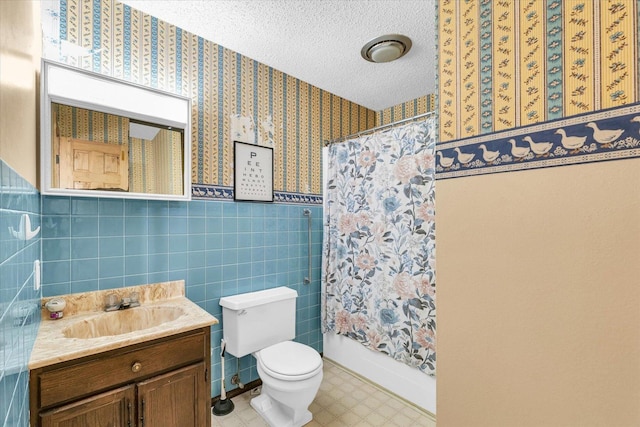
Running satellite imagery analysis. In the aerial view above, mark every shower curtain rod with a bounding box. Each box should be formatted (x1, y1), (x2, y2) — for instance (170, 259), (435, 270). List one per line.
(323, 111), (435, 146)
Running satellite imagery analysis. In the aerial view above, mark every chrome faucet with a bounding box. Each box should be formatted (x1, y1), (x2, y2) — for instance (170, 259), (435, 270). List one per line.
(104, 292), (140, 311)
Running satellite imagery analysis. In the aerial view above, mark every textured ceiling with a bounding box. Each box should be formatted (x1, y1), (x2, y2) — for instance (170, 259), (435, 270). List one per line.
(119, 0), (437, 111)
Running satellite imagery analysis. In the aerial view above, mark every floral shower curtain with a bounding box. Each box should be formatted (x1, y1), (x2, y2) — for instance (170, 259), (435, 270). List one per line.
(322, 118), (436, 375)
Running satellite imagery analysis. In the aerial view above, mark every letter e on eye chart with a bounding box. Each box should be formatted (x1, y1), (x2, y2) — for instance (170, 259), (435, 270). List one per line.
(233, 141), (274, 202)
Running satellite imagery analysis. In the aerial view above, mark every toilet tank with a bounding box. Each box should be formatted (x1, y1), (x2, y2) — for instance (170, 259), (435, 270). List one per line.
(219, 287), (297, 358)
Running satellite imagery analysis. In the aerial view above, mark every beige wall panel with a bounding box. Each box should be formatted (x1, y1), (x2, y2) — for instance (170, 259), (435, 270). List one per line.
(0, 1), (40, 186)
(436, 159), (640, 426)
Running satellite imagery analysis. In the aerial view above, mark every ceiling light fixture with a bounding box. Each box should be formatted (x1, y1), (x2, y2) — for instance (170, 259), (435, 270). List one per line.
(361, 34), (412, 63)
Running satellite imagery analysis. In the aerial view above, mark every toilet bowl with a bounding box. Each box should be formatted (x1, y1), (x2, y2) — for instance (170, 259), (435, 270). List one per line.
(251, 341), (323, 427)
(219, 287), (323, 427)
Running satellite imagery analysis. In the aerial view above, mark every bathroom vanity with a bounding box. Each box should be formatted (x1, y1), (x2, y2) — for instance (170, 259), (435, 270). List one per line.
(28, 281), (216, 427)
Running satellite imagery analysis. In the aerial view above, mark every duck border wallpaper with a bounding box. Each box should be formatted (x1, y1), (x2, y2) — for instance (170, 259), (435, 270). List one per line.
(191, 184), (324, 204)
(436, 101), (640, 179)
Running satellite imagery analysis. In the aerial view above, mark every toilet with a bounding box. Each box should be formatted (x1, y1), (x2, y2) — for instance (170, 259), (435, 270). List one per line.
(219, 287), (323, 427)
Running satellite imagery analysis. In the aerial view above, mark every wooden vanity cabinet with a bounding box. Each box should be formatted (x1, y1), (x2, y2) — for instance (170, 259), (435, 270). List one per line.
(30, 327), (211, 427)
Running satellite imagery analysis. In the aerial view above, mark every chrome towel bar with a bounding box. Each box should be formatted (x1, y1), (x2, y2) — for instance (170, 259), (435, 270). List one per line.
(303, 209), (311, 284)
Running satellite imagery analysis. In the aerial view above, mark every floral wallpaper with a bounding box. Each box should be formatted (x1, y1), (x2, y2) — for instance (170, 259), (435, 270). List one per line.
(376, 95), (436, 126)
(436, 0), (640, 179)
(438, 0), (639, 142)
(322, 119), (437, 375)
(44, 0), (375, 195)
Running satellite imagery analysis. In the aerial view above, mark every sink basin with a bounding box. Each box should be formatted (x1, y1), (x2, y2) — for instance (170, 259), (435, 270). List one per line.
(62, 306), (185, 339)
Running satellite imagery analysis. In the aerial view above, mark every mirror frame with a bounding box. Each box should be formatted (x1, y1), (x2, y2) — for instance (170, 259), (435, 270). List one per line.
(40, 59), (192, 201)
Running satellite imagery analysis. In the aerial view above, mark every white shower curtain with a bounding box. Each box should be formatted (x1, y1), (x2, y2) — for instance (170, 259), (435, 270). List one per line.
(322, 118), (436, 375)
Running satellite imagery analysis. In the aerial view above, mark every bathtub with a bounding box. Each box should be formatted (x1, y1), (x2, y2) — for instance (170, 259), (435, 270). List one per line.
(323, 332), (436, 414)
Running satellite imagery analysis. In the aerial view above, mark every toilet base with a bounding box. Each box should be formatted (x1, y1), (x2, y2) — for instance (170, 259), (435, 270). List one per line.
(250, 393), (312, 427)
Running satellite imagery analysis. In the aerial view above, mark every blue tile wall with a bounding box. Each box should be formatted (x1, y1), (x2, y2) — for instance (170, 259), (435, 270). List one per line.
(0, 160), (41, 427)
(40, 196), (323, 397)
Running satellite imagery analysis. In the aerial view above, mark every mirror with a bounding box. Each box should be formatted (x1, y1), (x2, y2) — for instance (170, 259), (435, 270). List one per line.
(51, 103), (184, 195)
(41, 60), (191, 200)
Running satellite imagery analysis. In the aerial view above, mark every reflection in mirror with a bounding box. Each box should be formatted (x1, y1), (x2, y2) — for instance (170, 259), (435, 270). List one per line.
(51, 103), (184, 195)
(41, 60), (191, 201)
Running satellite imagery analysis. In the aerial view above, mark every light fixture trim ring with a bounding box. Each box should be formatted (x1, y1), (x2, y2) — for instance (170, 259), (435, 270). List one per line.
(361, 34), (413, 63)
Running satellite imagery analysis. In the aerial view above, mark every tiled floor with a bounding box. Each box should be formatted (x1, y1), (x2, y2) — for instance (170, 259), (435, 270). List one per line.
(211, 359), (436, 426)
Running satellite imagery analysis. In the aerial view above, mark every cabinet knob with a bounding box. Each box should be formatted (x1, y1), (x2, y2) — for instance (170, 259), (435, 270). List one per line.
(131, 362), (143, 373)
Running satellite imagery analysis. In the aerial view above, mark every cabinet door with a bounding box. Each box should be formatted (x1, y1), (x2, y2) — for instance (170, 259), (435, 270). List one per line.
(40, 385), (135, 427)
(137, 363), (209, 427)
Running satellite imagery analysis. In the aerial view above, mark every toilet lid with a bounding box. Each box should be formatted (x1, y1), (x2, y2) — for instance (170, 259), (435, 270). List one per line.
(258, 341), (322, 378)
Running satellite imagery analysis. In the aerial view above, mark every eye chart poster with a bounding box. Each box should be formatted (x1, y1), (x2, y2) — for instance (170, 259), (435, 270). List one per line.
(234, 141), (274, 202)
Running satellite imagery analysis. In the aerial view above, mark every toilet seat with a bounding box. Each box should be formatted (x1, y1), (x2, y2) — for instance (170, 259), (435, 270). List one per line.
(257, 341), (322, 381)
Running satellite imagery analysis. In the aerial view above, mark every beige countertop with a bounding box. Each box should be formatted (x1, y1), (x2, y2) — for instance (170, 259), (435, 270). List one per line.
(29, 281), (218, 370)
